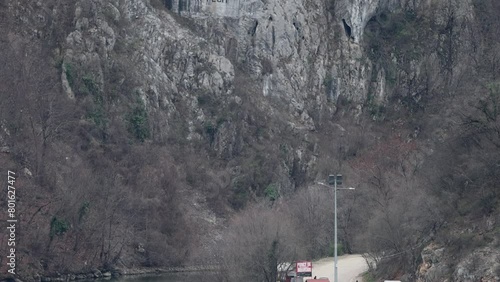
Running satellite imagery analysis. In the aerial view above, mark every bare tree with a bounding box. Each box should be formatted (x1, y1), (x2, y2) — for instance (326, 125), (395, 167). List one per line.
(219, 202), (304, 282)
(0, 37), (78, 185)
(357, 166), (441, 276)
(285, 187), (334, 258)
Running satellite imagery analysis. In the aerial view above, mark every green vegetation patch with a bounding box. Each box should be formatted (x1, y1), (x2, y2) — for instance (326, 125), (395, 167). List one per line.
(363, 10), (433, 116)
(64, 63), (75, 89)
(363, 271), (376, 282)
(328, 242), (344, 257)
(50, 216), (70, 239)
(264, 183), (279, 202)
(127, 98), (150, 142)
(323, 73), (335, 101)
(78, 201), (90, 223)
(204, 122), (217, 144)
(81, 74), (108, 131)
(364, 10), (426, 63)
(81, 74), (100, 97)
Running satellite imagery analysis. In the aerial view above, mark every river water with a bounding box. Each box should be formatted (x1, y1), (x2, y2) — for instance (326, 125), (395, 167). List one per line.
(86, 272), (216, 282)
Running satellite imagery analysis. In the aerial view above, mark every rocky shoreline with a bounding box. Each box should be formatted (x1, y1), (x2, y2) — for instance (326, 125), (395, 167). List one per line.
(5, 265), (219, 282)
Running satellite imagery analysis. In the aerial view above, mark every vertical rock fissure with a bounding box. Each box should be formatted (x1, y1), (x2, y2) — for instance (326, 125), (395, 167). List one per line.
(342, 18), (352, 39)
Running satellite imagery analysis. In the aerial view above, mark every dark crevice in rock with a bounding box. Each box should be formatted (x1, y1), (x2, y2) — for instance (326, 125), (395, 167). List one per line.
(272, 26), (275, 54)
(249, 20), (258, 36)
(164, 0), (173, 10)
(342, 18), (353, 39)
(365, 15), (380, 35)
(178, 0), (189, 12)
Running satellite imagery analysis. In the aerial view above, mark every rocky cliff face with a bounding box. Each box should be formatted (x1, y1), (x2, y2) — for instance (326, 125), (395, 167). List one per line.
(60, 0), (376, 207)
(2, 0), (500, 280)
(417, 218), (500, 282)
(60, 0), (478, 140)
(62, 0), (382, 140)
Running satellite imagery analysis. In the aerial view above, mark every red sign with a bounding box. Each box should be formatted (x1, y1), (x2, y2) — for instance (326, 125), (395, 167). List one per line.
(296, 261), (312, 276)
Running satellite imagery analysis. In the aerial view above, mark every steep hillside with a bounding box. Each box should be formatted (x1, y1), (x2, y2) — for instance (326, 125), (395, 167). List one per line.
(0, 0), (499, 281)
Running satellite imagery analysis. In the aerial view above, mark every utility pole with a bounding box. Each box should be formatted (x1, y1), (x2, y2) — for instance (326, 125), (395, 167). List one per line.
(317, 174), (355, 282)
(330, 174), (340, 282)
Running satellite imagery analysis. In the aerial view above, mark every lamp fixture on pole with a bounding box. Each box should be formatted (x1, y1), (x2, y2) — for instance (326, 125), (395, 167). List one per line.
(316, 174), (355, 282)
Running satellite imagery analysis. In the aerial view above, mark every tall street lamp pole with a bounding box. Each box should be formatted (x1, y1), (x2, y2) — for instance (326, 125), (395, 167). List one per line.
(334, 176), (338, 282)
(317, 175), (355, 282)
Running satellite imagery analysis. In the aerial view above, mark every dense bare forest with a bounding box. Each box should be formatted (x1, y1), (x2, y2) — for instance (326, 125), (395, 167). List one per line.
(0, 0), (499, 281)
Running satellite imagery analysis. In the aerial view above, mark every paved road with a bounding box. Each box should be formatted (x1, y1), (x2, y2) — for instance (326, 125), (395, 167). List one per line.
(311, 255), (368, 282)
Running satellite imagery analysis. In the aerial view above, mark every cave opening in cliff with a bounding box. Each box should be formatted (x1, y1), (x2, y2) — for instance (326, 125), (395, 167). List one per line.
(342, 18), (353, 39)
(164, 0), (173, 10)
